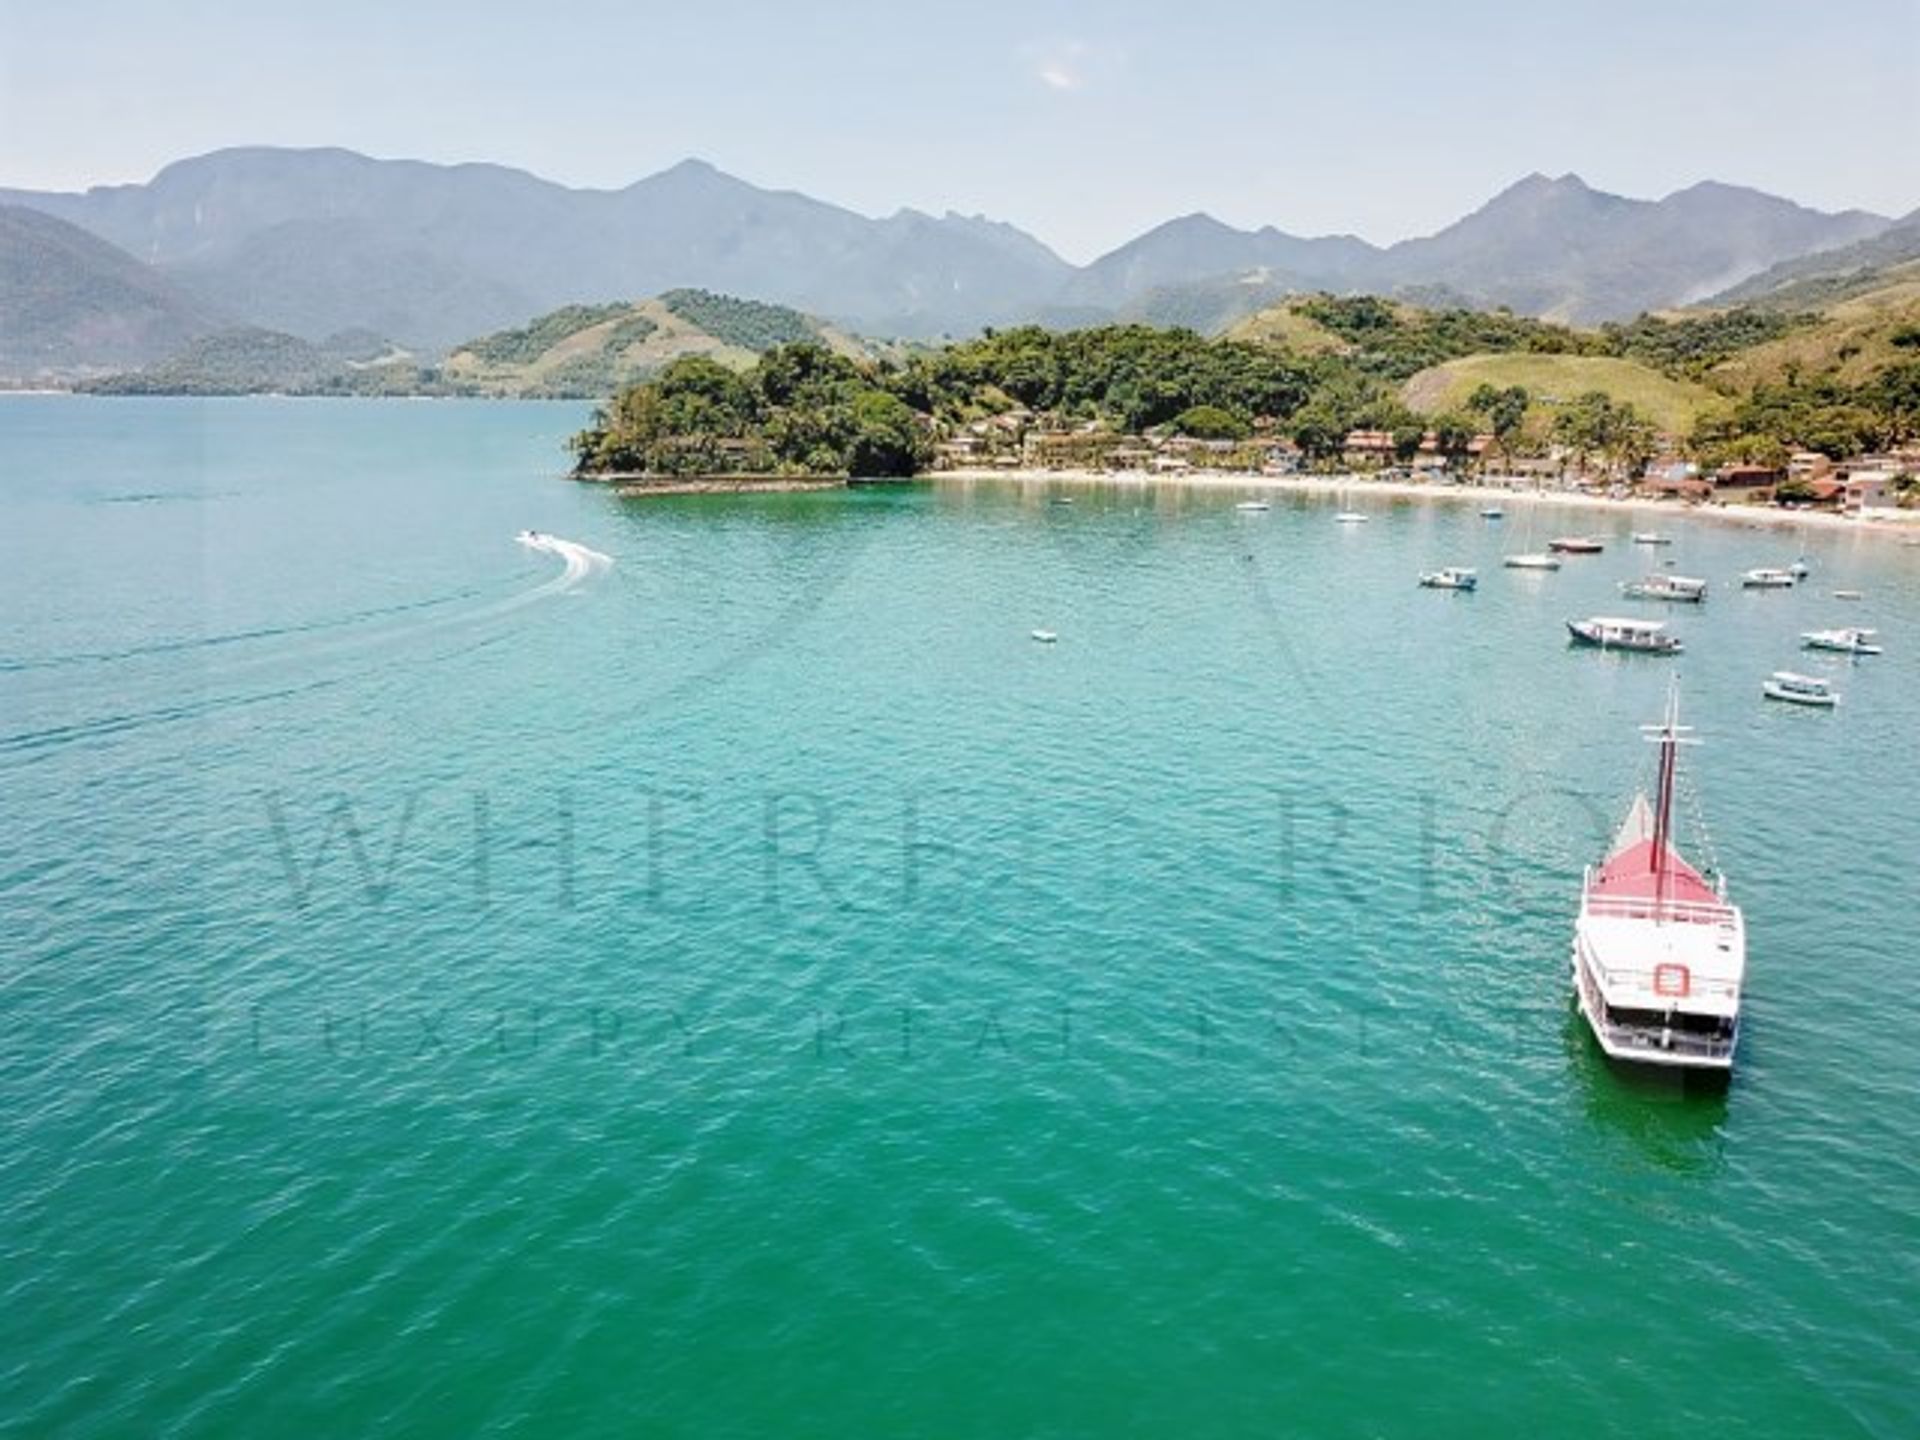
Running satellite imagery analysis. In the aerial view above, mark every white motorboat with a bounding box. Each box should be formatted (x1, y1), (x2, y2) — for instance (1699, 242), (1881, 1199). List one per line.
(1631, 532), (1674, 546)
(1234, 500), (1271, 512)
(1801, 627), (1882, 656)
(1833, 590), (1864, 601)
(1335, 511), (1370, 524)
(1789, 557), (1812, 579)
(1030, 629), (1059, 644)
(1504, 552), (1562, 570)
(1620, 575), (1707, 603)
(1418, 567), (1478, 591)
(1480, 506), (1505, 519)
(1763, 671), (1838, 707)
(1572, 690), (1745, 1071)
(1742, 568), (1797, 589)
(1549, 536), (1605, 554)
(1566, 616), (1682, 654)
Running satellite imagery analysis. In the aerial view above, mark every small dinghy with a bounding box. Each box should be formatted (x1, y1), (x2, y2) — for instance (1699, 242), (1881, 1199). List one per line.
(1763, 671), (1838, 707)
(1742, 568), (1797, 589)
(1505, 552), (1562, 570)
(1418, 567), (1478, 591)
(1235, 500), (1271, 512)
(1549, 536), (1605, 554)
(1802, 627), (1882, 656)
(1030, 629), (1059, 644)
(1620, 575), (1707, 603)
(1632, 532), (1674, 546)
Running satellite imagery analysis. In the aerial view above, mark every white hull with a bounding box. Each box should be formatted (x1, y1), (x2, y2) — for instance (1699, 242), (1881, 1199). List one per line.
(1572, 939), (1737, 1070)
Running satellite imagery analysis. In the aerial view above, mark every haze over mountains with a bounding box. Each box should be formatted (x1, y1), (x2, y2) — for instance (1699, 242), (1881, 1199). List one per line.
(1, 146), (1912, 378)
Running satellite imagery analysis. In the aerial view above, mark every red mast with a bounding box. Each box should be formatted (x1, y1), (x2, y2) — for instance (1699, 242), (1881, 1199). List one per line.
(1650, 712), (1676, 911)
(1645, 684), (1686, 917)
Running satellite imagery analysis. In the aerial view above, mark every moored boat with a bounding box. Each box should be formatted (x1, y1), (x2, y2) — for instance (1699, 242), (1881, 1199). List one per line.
(1418, 567), (1477, 591)
(1480, 506), (1505, 519)
(1801, 626), (1882, 655)
(1763, 671), (1838, 707)
(1631, 532), (1673, 545)
(1335, 511), (1369, 524)
(1504, 552), (1562, 570)
(1234, 500), (1270, 512)
(1619, 574), (1707, 603)
(1549, 536), (1604, 554)
(1742, 567), (1797, 589)
(1030, 629), (1058, 644)
(1572, 692), (1745, 1071)
(1566, 616), (1682, 653)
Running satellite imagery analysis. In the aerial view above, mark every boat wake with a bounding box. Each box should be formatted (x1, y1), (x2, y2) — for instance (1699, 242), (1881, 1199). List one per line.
(512, 530), (614, 602)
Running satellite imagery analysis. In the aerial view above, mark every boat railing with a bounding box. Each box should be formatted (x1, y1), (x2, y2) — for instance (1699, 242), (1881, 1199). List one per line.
(1591, 1013), (1736, 1060)
(1591, 964), (1742, 1002)
(1579, 891), (1740, 927)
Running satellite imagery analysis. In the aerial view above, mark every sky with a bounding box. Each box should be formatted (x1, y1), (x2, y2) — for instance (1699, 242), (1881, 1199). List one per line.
(1, 0), (1915, 263)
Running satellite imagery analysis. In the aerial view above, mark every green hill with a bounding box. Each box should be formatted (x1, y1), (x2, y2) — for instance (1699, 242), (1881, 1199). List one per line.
(1706, 276), (1920, 391)
(442, 290), (881, 398)
(1402, 353), (1726, 434)
(1221, 298), (1352, 354)
(79, 289), (887, 398)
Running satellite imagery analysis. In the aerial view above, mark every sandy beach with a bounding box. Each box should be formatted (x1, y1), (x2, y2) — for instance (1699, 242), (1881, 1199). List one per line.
(926, 468), (1920, 543)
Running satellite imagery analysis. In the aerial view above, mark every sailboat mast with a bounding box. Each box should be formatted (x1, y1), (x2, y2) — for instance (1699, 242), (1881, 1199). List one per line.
(1650, 690), (1678, 911)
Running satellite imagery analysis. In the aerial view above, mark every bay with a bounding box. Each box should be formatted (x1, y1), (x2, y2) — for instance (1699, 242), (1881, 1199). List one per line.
(2, 396), (1915, 1437)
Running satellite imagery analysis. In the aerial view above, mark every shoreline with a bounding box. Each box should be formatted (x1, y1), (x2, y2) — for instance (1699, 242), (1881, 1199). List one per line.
(925, 468), (1920, 542)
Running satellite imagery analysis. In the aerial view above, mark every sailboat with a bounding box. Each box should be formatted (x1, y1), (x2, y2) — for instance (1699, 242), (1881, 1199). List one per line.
(1571, 689), (1746, 1072)
(1504, 507), (1561, 569)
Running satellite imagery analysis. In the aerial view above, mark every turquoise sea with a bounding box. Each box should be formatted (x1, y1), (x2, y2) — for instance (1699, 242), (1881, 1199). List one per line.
(2, 396), (1917, 1437)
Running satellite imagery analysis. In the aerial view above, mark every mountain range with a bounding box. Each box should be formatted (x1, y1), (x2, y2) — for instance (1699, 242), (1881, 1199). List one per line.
(1, 147), (1911, 378)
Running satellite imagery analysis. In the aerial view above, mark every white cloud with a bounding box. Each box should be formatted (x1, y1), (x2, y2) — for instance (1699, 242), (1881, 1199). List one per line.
(1025, 39), (1101, 94)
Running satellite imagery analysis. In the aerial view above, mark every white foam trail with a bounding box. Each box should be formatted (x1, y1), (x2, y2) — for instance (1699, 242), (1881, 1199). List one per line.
(513, 531), (613, 602)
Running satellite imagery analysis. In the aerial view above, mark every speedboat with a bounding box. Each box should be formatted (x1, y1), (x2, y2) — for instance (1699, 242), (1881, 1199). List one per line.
(1418, 567), (1478, 591)
(1504, 552), (1562, 570)
(1742, 568), (1797, 589)
(1234, 500), (1271, 512)
(1549, 536), (1605, 554)
(1802, 627), (1882, 656)
(1030, 629), (1059, 644)
(1620, 575), (1707, 603)
(1632, 532), (1674, 546)
(1480, 506), (1505, 519)
(1572, 690), (1745, 1071)
(1764, 671), (1838, 707)
(1566, 616), (1682, 654)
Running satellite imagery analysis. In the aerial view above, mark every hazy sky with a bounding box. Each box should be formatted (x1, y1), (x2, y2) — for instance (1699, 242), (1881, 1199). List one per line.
(2, 0), (1914, 262)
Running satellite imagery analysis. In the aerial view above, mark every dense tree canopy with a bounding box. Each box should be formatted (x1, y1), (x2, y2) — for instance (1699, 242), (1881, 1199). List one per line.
(572, 342), (936, 477)
(572, 299), (1920, 479)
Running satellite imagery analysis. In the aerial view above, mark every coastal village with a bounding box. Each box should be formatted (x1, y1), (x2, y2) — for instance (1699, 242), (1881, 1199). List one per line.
(932, 412), (1920, 521)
